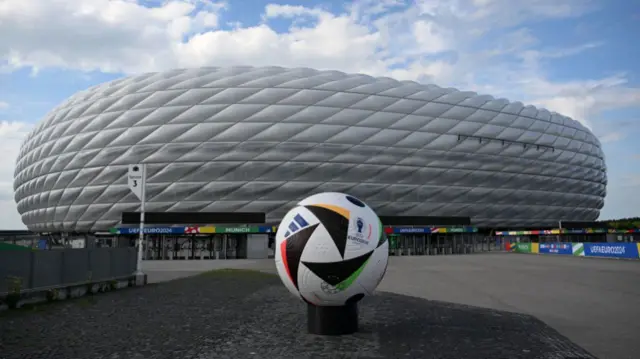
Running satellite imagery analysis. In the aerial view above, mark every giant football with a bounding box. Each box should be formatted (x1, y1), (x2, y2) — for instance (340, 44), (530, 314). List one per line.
(274, 192), (389, 310)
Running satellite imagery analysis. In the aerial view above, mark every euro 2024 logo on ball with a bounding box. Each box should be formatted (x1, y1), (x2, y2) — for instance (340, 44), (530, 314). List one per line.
(348, 216), (372, 248)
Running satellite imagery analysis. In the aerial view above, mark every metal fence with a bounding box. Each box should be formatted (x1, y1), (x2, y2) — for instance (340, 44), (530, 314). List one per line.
(388, 233), (503, 255)
(0, 247), (137, 295)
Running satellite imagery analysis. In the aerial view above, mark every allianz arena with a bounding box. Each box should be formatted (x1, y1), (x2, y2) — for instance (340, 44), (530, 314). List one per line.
(13, 66), (607, 232)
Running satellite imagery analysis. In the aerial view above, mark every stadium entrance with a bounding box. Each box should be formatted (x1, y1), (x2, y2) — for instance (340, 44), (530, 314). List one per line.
(109, 225), (275, 260)
(145, 234), (246, 260)
(385, 228), (494, 255)
(114, 211), (273, 260)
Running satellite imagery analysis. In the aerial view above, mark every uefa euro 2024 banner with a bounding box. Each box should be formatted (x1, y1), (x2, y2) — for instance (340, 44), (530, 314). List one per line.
(538, 242), (640, 259)
(582, 243), (640, 259)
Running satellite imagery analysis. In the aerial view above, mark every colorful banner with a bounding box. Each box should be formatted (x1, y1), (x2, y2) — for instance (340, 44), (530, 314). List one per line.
(496, 228), (640, 236)
(387, 226), (478, 234)
(505, 242), (514, 252)
(539, 243), (572, 255)
(110, 226), (277, 235)
(583, 243), (640, 259)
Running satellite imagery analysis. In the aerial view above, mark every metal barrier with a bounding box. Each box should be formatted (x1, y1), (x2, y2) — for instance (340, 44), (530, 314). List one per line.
(388, 234), (503, 256)
(0, 247), (137, 295)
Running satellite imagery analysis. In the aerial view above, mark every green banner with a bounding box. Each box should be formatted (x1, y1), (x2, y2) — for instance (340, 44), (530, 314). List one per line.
(0, 243), (32, 251)
(514, 243), (532, 253)
(216, 226), (258, 233)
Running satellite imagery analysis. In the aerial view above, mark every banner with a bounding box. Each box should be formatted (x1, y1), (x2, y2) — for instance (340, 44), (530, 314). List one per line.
(572, 243), (585, 256)
(539, 243), (572, 255)
(112, 227), (185, 235)
(583, 243), (640, 259)
(496, 228), (639, 236)
(0, 242), (32, 251)
(514, 243), (532, 253)
(215, 226), (275, 234)
(531, 243), (539, 254)
(391, 227), (477, 234)
(110, 226), (276, 235)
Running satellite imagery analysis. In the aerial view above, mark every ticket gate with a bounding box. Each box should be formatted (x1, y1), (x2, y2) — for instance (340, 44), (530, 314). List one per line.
(388, 233), (485, 256)
(144, 234), (248, 260)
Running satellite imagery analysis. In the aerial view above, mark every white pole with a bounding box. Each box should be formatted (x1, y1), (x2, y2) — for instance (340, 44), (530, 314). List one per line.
(135, 165), (146, 275)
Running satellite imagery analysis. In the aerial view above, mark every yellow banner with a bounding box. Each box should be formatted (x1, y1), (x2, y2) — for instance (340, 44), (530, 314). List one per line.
(198, 226), (216, 234)
(531, 243), (539, 253)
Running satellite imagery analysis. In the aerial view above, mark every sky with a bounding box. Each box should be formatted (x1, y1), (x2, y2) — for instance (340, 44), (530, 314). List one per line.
(0, 0), (638, 229)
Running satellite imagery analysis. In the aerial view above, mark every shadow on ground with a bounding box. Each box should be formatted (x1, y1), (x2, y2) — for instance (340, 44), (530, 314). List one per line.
(0, 270), (594, 359)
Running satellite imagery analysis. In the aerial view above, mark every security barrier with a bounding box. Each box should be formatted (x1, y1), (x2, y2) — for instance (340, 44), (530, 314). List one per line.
(0, 247), (137, 295)
(509, 242), (640, 260)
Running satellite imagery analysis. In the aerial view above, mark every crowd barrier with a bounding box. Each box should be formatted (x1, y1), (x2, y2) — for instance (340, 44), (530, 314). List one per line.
(507, 242), (640, 259)
(0, 247), (138, 295)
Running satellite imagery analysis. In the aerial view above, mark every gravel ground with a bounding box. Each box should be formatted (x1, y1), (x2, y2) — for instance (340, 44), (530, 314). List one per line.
(0, 269), (594, 359)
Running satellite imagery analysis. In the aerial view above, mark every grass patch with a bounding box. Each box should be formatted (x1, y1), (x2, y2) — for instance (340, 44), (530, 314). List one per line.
(0, 285), (110, 319)
(0, 294), (101, 318)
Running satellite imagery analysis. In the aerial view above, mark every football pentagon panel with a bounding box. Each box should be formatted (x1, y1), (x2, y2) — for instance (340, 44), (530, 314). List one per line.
(12, 66), (607, 231)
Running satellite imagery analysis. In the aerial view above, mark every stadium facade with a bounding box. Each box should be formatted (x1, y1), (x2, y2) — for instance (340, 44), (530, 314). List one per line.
(13, 66), (607, 232)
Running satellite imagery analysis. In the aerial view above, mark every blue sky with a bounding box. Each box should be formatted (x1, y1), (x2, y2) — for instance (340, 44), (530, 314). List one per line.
(0, 0), (638, 229)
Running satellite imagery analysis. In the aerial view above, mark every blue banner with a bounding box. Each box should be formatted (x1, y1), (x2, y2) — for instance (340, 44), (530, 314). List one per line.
(115, 227), (185, 235)
(258, 226), (275, 233)
(539, 243), (572, 255)
(38, 239), (48, 250)
(583, 243), (639, 259)
(395, 227), (430, 234)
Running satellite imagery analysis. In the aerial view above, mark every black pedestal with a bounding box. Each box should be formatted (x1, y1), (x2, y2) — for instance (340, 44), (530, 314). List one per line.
(307, 302), (358, 335)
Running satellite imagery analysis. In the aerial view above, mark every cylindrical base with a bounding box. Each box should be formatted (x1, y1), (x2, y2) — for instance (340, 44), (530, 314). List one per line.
(307, 302), (358, 336)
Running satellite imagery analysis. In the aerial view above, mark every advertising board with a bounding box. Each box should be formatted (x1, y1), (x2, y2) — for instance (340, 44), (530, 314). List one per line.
(583, 243), (640, 259)
(514, 243), (532, 253)
(113, 227), (184, 235)
(539, 243), (572, 255)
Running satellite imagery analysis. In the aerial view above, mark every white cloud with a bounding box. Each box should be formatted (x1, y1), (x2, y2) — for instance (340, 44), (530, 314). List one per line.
(0, 0), (639, 227)
(0, 101), (8, 109)
(599, 132), (625, 143)
(0, 0), (619, 101)
(0, 121), (32, 229)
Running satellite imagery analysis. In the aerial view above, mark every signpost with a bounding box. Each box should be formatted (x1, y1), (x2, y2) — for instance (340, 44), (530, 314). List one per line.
(128, 164), (146, 276)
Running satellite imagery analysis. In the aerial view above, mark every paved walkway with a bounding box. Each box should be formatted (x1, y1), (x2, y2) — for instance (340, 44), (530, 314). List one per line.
(1, 268), (592, 359)
(144, 253), (640, 359)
